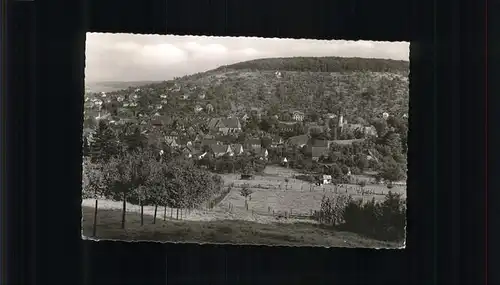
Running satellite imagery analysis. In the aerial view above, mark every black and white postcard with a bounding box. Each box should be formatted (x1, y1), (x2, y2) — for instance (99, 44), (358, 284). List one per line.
(82, 33), (409, 248)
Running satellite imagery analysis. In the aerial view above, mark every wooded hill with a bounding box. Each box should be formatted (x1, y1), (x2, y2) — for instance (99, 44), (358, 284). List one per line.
(85, 56), (409, 125)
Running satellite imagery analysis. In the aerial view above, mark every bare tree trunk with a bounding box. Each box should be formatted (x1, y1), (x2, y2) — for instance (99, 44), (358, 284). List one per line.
(92, 199), (98, 237)
(140, 201), (144, 226)
(153, 205), (158, 224)
(163, 206), (167, 221)
(176, 208), (179, 220)
(121, 192), (127, 229)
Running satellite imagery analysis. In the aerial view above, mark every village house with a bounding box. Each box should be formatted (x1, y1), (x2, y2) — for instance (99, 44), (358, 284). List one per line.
(324, 113), (337, 119)
(165, 131), (179, 141)
(197, 151), (208, 160)
(150, 118), (164, 127)
(328, 138), (365, 146)
(286, 134), (309, 148)
(198, 93), (206, 99)
(194, 105), (203, 113)
(241, 113), (250, 122)
(164, 137), (179, 148)
(209, 117), (242, 135)
(311, 146), (329, 161)
(215, 135), (238, 144)
(305, 123), (326, 134)
(364, 126), (378, 137)
(259, 148), (269, 160)
(230, 144), (245, 155)
(205, 103), (214, 113)
(250, 108), (261, 120)
(159, 94), (168, 99)
(291, 111), (305, 122)
(277, 121), (297, 132)
(161, 99), (168, 105)
(281, 157), (289, 165)
(210, 144), (233, 158)
(201, 139), (221, 148)
(321, 175), (332, 185)
(245, 138), (262, 151)
(180, 94), (190, 100)
(270, 136), (284, 148)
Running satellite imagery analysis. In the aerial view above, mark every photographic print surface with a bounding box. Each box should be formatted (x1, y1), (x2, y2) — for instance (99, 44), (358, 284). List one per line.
(82, 33), (409, 248)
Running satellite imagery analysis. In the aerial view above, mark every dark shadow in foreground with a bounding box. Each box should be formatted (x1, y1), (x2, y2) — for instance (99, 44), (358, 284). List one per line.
(82, 206), (403, 248)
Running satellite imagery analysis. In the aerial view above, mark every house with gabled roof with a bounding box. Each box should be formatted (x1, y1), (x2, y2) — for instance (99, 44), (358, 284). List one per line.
(259, 148), (269, 160)
(277, 121), (298, 132)
(291, 111), (305, 122)
(181, 145), (198, 158)
(210, 144), (233, 158)
(245, 138), (261, 150)
(205, 103), (214, 113)
(201, 139), (219, 147)
(305, 138), (330, 155)
(165, 131), (179, 141)
(311, 146), (329, 161)
(231, 144), (245, 155)
(218, 117), (242, 135)
(215, 135), (238, 144)
(194, 105), (203, 113)
(241, 113), (250, 122)
(286, 134), (309, 148)
(269, 136), (284, 148)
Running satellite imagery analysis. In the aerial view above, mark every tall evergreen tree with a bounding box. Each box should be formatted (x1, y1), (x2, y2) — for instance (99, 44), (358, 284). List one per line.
(125, 126), (147, 152)
(89, 120), (120, 163)
(82, 136), (90, 157)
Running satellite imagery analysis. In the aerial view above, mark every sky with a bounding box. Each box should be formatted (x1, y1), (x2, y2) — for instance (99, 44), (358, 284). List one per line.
(85, 33), (409, 83)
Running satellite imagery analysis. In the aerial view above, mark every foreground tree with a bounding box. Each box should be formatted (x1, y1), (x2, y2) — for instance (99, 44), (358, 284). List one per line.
(378, 160), (406, 186)
(240, 184), (253, 210)
(82, 158), (108, 236)
(104, 150), (157, 229)
(89, 120), (120, 163)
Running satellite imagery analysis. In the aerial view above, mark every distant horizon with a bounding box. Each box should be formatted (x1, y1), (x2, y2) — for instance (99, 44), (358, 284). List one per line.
(85, 33), (409, 82)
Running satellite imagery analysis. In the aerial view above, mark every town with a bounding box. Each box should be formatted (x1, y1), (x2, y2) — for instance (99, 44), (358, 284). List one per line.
(82, 56), (408, 247)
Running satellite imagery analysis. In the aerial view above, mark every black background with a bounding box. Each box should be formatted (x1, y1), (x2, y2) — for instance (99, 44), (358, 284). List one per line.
(3, 0), (496, 284)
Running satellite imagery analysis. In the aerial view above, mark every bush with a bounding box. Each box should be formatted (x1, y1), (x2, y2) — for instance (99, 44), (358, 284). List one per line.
(316, 192), (406, 242)
(315, 194), (352, 225)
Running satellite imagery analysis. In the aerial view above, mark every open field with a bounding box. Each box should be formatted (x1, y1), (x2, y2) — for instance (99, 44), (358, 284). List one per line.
(82, 165), (405, 224)
(218, 166), (406, 217)
(82, 165), (406, 246)
(82, 206), (401, 248)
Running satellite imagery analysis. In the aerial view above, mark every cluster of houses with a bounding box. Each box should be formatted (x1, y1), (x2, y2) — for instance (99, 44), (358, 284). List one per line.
(83, 85), (407, 168)
(133, 112), (377, 165)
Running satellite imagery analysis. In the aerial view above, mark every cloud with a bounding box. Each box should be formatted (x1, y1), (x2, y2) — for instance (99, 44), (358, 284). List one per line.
(85, 33), (409, 82)
(139, 44), (188, 65)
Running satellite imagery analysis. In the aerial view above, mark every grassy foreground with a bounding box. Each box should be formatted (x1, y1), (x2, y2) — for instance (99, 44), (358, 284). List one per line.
(82, 206), (403, 248)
